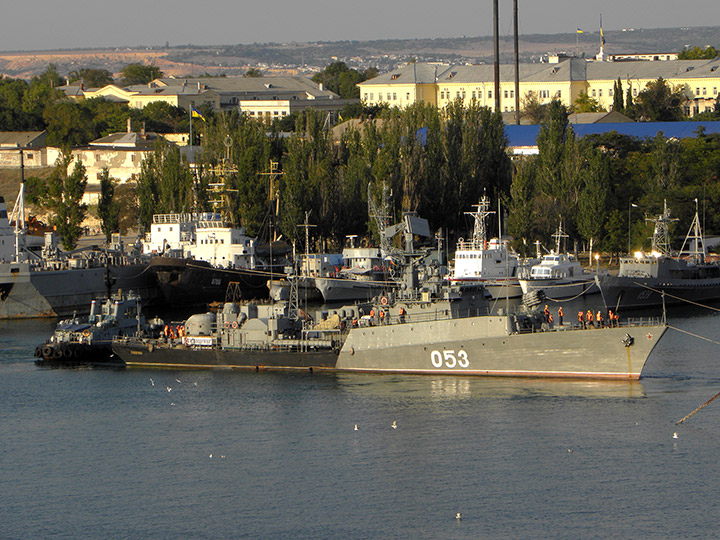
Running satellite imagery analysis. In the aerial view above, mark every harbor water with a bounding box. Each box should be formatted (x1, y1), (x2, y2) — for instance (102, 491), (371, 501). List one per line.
(2, 304), (720, 539)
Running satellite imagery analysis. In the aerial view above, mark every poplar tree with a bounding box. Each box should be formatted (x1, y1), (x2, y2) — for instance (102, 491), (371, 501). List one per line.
(97, 168), (120, 242)
(613, 78), (624, 112)
(46, 150), (88, 250)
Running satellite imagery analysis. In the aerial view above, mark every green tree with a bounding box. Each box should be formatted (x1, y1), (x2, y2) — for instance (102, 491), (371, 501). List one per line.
(43, 101), (96, 146)
(97, 168), (120, 242)
(68, 68), (114, 88)
(613, 78), (624, 112)
(46, 151), (88, 250)
(244, 68), (262, 77)
(521, 91), (547, 124)
(631, 78), (686, 121)
(572, 91), (603, 113)
(311, 61), (371, 99)
(678, 46), (719, 59)
(120, 63), (163, 85)
(136, 139), (194, 230)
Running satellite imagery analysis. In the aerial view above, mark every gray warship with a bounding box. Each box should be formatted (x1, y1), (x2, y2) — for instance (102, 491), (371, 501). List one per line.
(596, 200), (720, 310)
(0, 191), (157, 319)
(113, 274), (666, 379)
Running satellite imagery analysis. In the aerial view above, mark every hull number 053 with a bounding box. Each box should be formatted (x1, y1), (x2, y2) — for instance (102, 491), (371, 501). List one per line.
(430, 349), (469, 369)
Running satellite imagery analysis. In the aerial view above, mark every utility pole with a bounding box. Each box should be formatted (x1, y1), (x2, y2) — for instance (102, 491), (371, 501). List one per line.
(513, 0), (520, 124)
(493, 0), (501, 113)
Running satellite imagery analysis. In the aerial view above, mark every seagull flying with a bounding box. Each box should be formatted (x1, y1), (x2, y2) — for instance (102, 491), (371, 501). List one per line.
(391, 421), (397, 429)
(149, 378), (154, 386)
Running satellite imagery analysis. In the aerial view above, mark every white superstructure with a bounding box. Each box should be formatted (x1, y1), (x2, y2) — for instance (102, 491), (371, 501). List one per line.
(143, 212), (259, 269)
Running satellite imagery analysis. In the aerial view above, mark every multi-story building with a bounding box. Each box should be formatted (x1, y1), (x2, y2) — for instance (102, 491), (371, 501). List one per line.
(68, 76), (357, 121)
(358, 57), (720, 116)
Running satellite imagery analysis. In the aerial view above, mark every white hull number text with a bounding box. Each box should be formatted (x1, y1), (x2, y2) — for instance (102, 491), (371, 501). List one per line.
(430, 349), (469, 369)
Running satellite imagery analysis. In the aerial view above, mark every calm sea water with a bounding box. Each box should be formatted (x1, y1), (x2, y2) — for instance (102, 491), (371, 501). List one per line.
(2, 303), (720, 540)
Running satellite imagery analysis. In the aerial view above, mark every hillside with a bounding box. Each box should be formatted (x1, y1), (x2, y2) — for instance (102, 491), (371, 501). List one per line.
(1, 26), (719, 80)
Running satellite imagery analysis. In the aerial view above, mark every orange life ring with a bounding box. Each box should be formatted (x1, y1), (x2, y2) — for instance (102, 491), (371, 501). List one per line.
(231, 320), (239, 329)
(380, 296), (388, 305)
(224, 321), (230, 328)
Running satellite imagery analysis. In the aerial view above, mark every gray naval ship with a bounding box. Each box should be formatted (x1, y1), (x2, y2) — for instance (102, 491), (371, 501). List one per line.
(0, 191), (157, 319)
(113, 270), (666, 379)
(596, 200), (720, 310)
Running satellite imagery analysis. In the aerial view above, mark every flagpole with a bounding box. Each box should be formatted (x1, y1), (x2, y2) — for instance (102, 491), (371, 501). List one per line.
(189, 106), (194, 165)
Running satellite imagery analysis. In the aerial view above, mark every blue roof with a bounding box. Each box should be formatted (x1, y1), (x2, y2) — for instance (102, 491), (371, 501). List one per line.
(505, 121), (720, 148)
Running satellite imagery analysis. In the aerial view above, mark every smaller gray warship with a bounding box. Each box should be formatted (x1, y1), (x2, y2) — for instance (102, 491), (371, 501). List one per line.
(1, 190), (157, 319)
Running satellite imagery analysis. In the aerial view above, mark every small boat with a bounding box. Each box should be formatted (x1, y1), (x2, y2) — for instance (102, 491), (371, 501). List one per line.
(35, 293), (163, 365)
(519, 222), (597, 300)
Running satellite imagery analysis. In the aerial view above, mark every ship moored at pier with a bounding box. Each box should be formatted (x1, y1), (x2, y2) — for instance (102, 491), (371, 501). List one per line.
(113, 286), (666, 380)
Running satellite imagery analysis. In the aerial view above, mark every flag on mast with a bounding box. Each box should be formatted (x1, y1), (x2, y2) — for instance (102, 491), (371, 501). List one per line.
(191, 107), (206, 121)
(576, 28), (583, 34)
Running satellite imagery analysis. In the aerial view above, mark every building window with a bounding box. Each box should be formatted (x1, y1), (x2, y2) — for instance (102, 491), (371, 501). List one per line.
(27, 153), (34, 159)
(633, 88), (637, 96)
(456, 91), (460, 98)
(592, 89), (596, 97)
(696, 88), (700, 95)
(504, 90), (508, 98)
(393, 93), (397, 100)
(609, 88), (614, 96)
(363, 93), (368, 100)
(406, 92), (410, 100)
(478, 91), (482, 99)
(714, 87), (718, 95)
(598, 89), (602, 97)
(472, 91), (476, 99)
(488, 90), (492, 99)
(703, 88), (707, 95)
(369, 93), (373, 100)
(441, 91), (445, 99)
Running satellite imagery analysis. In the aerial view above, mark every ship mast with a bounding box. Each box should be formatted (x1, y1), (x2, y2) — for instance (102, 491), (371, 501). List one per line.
(647, 200), (677, 256)
(466, 192), (495, 250)
(551, 219), (569, 254)
(679, 198), (707, 263)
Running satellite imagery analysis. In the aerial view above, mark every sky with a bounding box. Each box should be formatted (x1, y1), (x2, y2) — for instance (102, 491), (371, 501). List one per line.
(1, 0), (719, 52)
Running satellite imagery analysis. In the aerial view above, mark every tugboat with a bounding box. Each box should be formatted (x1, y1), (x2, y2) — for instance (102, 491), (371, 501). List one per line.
(35, 292), (163, 365)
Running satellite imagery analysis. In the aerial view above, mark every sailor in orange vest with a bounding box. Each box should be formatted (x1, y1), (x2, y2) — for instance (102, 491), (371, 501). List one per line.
(608, 309), (615, 328)
(398, 306), (406, 323)
(558, 306), (564, 326)
(578, 310), (585, 329)
(596, 310), (603, 328)
(586, 310), (594, 328)
(543, 304), (550, 322)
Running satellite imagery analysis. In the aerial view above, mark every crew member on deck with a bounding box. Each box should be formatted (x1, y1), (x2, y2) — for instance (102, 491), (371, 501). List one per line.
(578, 311), (585, 329)
(586, 310), (594, 328)
(558, 307), (564, 326)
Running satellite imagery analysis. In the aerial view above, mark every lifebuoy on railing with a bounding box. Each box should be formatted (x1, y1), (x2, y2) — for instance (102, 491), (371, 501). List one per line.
(82, 330), (90, 337)
(224, 321), (230, 328)
(380, 296), (388, 305)
(231, 320), (239, 329)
